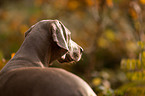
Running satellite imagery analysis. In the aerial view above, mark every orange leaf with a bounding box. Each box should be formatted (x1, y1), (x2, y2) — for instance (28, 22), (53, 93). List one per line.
(129, 8), (138, 19)
(19, 24), (29, 35)
(11, 53), (15, 59)
(85, 0), (94, 6)
(68, 1), (79, 10)
(140, 0), (145, 4)
(106, 0), (113, 8)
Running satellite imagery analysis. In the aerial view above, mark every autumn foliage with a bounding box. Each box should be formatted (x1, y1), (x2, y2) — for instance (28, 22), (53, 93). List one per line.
(0, 0), (145, 96)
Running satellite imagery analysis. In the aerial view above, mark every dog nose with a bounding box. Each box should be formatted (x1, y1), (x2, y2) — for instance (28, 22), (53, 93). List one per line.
(80, 47), (83, 53)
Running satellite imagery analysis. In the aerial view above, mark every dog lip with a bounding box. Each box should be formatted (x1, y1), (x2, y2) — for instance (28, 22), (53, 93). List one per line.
(65, 54), (74, 62)
(58, 54), (75, 63)
(58, 52), (82, 63)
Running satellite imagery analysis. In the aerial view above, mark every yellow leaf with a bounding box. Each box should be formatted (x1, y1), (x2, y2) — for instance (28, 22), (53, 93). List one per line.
(11, 53), (15, 59)
(132, 72), (138, 81)
(98, 37), (108, 48)
(105, 29), (115, 41)
(143, 70), (145, 80)
(137, 71), (143, 80)
(142, 51), (145, 58)
(136, 59), (141, 69)
(121, 59), (127, 70)
(131, 59), (136, 70)
(137, 41), (144, 49)
(126, 41), (137, 52)
(126, 72), (132, 80)
(92, 78), (102, 86)
(135, 21), (140, 31)
(126, 59), (131, 70)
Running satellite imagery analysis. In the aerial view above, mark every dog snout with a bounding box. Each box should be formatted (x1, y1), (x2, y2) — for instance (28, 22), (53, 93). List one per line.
(73, 52), (79, 59)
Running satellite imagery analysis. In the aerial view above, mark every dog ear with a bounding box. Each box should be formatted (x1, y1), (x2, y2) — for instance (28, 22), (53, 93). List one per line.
(50, 22), (69, 61)
(51, 22), (69, 51)
(25, 25), (35, 37)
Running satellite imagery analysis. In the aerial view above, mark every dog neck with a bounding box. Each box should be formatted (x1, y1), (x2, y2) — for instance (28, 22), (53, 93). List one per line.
(1, 30), (52, 73)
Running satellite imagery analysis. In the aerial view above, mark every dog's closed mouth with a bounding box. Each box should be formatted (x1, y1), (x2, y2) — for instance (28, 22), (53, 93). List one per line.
(58, 54), (74, 63)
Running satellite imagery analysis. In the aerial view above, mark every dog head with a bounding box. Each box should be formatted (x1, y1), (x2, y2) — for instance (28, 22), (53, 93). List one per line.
(50, 20), (83, 63)
(25, 20), (83, 64)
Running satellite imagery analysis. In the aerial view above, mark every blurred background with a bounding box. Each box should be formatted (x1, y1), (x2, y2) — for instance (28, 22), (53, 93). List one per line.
(0, 0), (145, 95)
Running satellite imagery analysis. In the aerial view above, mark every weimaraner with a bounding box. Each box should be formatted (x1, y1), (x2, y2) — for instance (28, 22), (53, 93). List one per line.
(0, 20), (97, 96)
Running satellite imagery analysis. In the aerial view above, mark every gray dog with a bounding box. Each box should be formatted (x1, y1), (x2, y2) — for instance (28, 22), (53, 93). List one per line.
(0, 20), (97, 96)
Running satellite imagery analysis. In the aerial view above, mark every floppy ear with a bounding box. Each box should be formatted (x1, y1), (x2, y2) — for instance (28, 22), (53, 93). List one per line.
(49, 22), (69, 63)
(51, 22), (69, 53)
(25, 25), (35, 37)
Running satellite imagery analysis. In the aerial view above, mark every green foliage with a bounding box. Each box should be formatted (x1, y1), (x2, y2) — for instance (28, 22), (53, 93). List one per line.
(115, 81), (145, 96)
(121, 41), (145, 81)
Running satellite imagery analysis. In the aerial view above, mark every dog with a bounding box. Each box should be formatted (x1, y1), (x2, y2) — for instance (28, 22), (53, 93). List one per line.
(0, 20), (97, 96)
